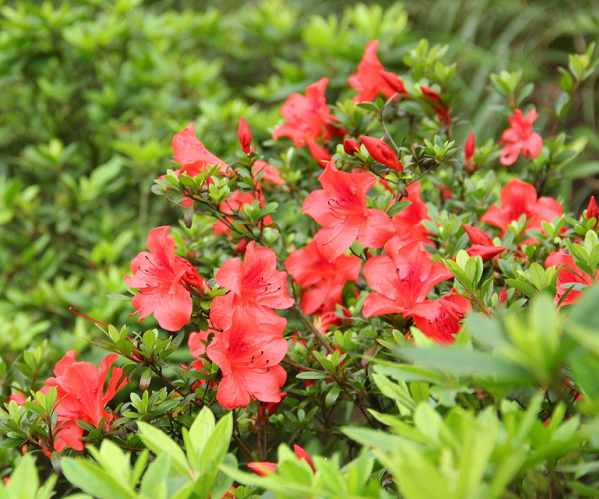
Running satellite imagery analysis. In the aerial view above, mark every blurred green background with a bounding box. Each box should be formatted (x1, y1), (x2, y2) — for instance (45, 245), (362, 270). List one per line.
(0, 0), (597, 361)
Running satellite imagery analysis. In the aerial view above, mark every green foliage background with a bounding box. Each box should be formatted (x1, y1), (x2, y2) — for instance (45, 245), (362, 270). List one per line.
(0, 0), (597, 357)
(1, 1), (599, 497)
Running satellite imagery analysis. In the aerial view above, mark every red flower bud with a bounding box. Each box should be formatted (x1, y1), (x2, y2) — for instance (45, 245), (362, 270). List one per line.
(359, 135), (403, 172)
(420, 85), (451, 126)
(586, 196), (599, 227)
(343, 138), (360, 155)
(238, 116), (252, 154)
(465, 131), (475, 162)
(463, 224), (493, 246)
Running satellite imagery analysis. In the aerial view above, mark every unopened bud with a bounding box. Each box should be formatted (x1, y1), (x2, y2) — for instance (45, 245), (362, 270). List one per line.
(360, 135), (403, 172)
(343, 138), (360, 155)
(238, 116), (252, 154)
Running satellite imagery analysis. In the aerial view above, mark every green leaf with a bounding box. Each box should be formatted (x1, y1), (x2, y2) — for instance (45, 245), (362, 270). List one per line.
(505, 278), (538, 297)
(199, 412), (233, 475)
(397, 346), (530, 380)
(188, 407), (215, 473)
(139, 453), (170, 499)
(62, 458), (135, 499)
(136, 422), (190, 477)
(374, 363), (446, 384)
(562, 161), (599, 179)
(372, 373), (416, 411)
(4, 454), (39, 499)
(325, 385), (342, 407)
(296, 371), (329, 380)
(571, 354), (599, 400)
(386, 200), (412, 217)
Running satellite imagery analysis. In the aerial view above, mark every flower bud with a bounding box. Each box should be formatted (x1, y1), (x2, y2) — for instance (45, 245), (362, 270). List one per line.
(238, 116), (252, 154)
(359, 135), (403, 172)
(586, 196), (599, 228)
(343, 138), (360, 155)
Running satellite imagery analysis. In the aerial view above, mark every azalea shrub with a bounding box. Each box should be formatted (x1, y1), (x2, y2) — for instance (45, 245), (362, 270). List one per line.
(3, 14), (599, 499)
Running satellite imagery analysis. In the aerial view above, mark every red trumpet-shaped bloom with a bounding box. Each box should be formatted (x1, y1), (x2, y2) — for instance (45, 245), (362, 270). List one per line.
(172, 123), (228, 176)
(481, 179), (563, 244)
(213, 190), (274, 236)
(307, 137), (332, 166)
(362, 242), (452, 317)
(545, 249), (595, 307)
(409, 294), (472, 344)
(248, 445), (315, 476)
(384, 182), (433, 252)
(252, 160), (285, 186)
(248, 445), (314, 476)
(210, 241), (294, 329)
(303, 161), (394, 261)
(44, 351), (128, 452)
(463, 224), (505, 262)
(349, 40), (406, 103)
(499, 109), (543, 166)
(206, 313), (288, 409)
(272, 78), (344, 148)
(286, 239), (361, 315)
(420, 86), (451, 126)
(124, 226), (205, 331)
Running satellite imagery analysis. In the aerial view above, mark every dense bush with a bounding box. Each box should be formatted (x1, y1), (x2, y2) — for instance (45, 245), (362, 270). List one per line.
(1, 1), (599, 498)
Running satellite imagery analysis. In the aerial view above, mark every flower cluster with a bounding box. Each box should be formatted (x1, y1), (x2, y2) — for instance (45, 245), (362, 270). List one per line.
(44, 351), (127, 452)
(118, 38), (586, 416)
(16, 37), (594, 470)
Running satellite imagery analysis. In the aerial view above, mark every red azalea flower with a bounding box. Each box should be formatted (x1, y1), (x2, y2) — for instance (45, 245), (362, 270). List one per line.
(206, 313), (288, 409)
(213, 190), (274, 236)
(545, 250), (595, 307)
(248, 445), (314, 476)
(307, 137), (332, 166)
(272, 77), (344, 147)
(499, 109), (543, 166)
(286, 239), (361, 315)
(44, 351), (128, 452)
(188, 330), (210, 358)
(362, 241), (453, 317)
(172, 123), (228, 176)
(409, 294), (472, 344)
(420, 86), (451, 126)
(303, 161), (395, 261)
(7, 392), (26, 405)
(252, 160), (285, 185)
(124, 226), (206, 331)
(384, 182), (433, 252)
(481, 179), (563, 243)
(349, 40), (406, 103)
(359, 135), (403, 172)
(314, 308), (352, 333)
(210, 241), (294, 329)
(463, 224), (505, 262)
(259, 393), (287, 420)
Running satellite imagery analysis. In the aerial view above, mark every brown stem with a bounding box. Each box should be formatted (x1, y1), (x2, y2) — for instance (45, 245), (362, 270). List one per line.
(281, 358), (327, 374)
(291, 304), (335, 355)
